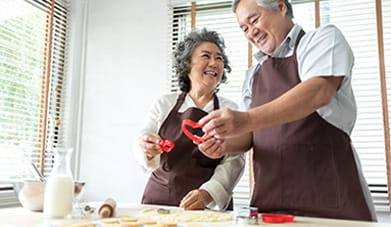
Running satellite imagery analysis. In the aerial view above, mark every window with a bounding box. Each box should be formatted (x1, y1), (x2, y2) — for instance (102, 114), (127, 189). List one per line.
(0, 0), (70, 207)
(167, 0), (391, 217)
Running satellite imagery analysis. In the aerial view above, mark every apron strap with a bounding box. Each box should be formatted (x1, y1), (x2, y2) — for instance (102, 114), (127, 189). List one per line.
(171, 92), (187, 113)
(293, 29), (306, 52)
(213, 93), (220, 110)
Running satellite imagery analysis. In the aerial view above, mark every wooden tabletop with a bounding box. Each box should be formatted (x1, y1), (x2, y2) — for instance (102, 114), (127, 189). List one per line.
(0, 203), (390, 227)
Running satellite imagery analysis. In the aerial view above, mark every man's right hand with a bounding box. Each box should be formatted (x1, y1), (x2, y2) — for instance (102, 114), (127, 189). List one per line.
(199, 108), (252, 139)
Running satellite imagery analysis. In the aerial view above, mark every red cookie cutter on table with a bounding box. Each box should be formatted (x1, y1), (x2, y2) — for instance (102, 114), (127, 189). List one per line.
(250, 211), (258, 217)
(261, 214), (295, 223)
(158, 139), (175, 152)
(181, 119), (209, 143)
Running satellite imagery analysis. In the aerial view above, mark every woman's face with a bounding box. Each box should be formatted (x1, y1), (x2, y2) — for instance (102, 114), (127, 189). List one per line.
(188, 42), (224, 91)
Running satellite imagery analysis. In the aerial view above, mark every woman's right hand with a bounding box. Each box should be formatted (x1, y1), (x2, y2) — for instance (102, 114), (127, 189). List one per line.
(139, 133), (163, 160)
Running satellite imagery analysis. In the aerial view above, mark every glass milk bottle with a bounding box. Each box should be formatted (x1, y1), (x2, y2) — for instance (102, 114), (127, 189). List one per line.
(44, 147), (74, 218)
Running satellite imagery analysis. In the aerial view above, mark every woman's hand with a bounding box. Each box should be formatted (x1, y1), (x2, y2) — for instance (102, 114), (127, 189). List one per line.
(179, 189), (213, 210)
(199, 108), (252, 138)
(139, 133), (163, 159)
(197, 136), (226, 159)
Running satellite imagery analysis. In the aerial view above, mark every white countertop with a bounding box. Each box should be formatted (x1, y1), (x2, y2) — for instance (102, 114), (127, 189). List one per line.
(0, 203), (390, 227)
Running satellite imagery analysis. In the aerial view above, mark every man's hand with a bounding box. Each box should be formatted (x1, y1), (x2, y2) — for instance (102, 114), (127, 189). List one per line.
(199, 108), (252, 138)
(139, 133), (163, 159)
(179, 189), (213, 210)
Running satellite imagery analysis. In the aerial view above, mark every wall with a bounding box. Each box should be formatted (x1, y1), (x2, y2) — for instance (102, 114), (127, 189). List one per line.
(69, 0), (169, 203)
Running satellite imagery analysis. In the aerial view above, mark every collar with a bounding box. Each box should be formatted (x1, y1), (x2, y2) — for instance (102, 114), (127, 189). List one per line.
(254, 24), (303, 62)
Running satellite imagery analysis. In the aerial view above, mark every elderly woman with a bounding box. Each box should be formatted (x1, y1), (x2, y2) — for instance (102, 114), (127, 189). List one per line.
(134, 29), (245, 210)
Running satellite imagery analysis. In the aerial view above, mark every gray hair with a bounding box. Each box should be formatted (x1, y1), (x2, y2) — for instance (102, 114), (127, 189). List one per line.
(232, 0), (293, 19)
(173, 28), (231, 93)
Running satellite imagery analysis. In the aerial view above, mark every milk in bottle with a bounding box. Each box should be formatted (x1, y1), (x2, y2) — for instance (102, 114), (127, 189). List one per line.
(44, 147), (74, 217)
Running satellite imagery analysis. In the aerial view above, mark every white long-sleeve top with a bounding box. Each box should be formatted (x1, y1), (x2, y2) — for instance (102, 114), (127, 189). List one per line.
(133, 92), (245, 210)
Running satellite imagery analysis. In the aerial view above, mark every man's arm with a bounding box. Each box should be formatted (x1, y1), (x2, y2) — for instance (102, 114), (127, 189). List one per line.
(247, 76), (343, 131)
(200, 76), (343, 138)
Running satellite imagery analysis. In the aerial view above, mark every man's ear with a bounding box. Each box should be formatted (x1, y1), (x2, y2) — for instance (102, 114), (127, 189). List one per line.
(278, 0), (287, 14)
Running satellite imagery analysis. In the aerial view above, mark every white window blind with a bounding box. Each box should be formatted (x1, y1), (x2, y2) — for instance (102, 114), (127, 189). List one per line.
(168, 0), (391, 216)
(0, 0), (70, 207)
(291, 1), (315, 32)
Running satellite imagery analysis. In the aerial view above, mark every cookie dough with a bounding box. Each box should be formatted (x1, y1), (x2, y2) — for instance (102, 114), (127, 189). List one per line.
(140, 208), (232, 223)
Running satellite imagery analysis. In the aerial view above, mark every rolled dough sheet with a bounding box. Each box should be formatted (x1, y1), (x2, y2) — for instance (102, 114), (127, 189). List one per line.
(140, 208), (233, 223)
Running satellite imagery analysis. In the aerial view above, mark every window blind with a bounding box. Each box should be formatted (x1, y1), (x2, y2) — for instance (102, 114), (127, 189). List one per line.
(0, 0), (70, 207)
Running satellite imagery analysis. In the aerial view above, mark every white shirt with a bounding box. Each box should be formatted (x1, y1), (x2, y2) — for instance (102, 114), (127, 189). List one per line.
(241, 24), (356, 135)
(133, 92), (245, 210)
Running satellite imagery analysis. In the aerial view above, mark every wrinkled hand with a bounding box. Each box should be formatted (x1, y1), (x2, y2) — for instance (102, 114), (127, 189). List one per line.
(180, 189), (213, 210)
(199, 108), (251, 138)
(197, 136), (226, 159)
(139, 133), (163, 159)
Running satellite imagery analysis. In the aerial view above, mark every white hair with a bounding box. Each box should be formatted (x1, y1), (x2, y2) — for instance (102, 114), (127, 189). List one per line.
(232, 0), (294, 18)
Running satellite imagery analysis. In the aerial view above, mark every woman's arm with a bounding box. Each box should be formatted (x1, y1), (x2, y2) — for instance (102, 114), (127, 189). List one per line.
(133, 95), (174, 171)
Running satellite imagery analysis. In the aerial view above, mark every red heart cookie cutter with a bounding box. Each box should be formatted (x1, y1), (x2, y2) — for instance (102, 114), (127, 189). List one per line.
(158, 139), (175, 152)
(181, 119), (209, 143)
(261, 214), (295, 223)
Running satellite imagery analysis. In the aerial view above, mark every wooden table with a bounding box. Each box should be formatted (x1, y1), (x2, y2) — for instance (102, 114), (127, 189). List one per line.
(0, 203), (390, 227)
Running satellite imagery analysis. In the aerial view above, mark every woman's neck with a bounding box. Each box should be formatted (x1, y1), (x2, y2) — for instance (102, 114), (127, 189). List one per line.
(188, 88), (214, 109)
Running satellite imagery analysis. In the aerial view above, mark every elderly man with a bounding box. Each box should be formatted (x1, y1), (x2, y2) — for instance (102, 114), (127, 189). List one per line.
(198, 0), (376, 221)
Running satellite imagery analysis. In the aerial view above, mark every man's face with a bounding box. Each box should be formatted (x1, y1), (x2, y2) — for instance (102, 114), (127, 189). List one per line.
(236, 0), (290, 56)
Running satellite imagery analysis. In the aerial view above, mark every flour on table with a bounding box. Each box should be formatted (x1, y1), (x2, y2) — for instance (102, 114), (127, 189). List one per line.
(140, 208), (232, 223)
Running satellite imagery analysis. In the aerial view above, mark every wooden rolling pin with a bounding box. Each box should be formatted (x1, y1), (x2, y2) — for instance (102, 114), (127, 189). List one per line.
(98, 198), (117, 218)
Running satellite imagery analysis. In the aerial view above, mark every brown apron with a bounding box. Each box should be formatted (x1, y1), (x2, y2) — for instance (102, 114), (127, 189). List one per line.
(142, 92), (233, 210)
(250, 30), (374, 221)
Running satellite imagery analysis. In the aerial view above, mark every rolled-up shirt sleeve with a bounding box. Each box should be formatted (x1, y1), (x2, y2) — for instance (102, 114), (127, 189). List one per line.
(297, 24), (354, 82)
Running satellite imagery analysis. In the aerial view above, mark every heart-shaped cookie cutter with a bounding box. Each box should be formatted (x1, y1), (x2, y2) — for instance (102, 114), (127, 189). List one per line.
(181, 119), (209, 143)
(158, 139), (175, 152)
